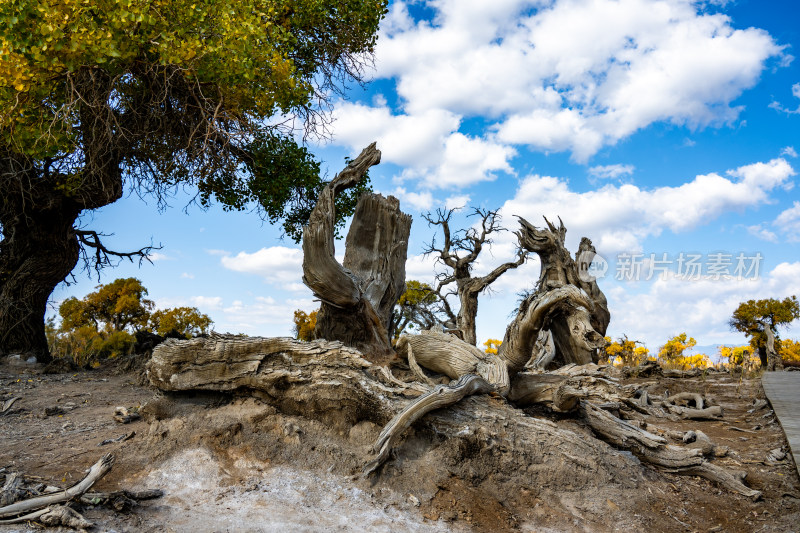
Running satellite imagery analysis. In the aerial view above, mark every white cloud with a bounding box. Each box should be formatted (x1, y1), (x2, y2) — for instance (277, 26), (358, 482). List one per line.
(180, 272), (194, 279)
(746, 224), (778, 243)
(775, 201), (800, 242)
(214, 296), (313, 336)
(499, 157), (795, 255)
(330, 103), (460, 169)
(588, 164), (635, 182)
(219, 246), (304, 284)
(191, 296), (223, 311)
(781, 146), (798, 158)
(361, 0), (784, 162)
(329, 103), (515, 189)
(603, 262), (800, 349)
(444, 195), (471, 210)
(769, 82), (800, 114)
(404, 253), (441, 287)
(392, 187), (434, 211)
(148, 252), (170, 261)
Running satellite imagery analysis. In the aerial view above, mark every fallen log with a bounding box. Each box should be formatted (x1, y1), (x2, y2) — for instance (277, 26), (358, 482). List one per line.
(0, 454), (114, 519)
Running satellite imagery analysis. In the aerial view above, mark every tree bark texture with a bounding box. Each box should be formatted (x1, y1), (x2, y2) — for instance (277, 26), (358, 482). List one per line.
(507, 217), (610, 367)
(762, 324), (783, 371)
(0, 206), (80, 363)
(0, 171), (107, 362)
(303, 143), (411, 363)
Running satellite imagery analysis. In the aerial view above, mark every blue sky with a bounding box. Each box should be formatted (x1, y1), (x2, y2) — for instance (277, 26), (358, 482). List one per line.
(52, 0), (800, 353)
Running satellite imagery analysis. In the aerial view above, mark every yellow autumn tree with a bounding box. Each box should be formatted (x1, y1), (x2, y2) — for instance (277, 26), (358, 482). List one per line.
(293, 309), (318, 342)
(657, 333), (699, 369)
(719, 345), (759, 371)
(602, 336), (650, 366)
(483, 339), (502, 355)
(149, 307), (213, 338)
(779, 339), (800, 367)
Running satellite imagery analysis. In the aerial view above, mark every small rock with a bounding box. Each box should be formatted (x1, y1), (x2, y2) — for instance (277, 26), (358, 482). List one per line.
(409, 494), (420, 507)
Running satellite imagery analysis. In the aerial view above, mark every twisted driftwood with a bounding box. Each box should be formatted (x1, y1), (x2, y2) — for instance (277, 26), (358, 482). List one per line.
(148, 333), (762, 500)
(0, 454), (114, 525)
(302, 143), (411, 364)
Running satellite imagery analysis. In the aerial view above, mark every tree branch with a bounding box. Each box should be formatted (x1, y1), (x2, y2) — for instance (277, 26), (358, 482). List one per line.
(75, 229), (161, 280)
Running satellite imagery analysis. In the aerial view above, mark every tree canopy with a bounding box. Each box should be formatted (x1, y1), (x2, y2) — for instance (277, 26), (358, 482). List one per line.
(0, 0), (388, 360)
(52, 277), (212, 365)
(293, 309), (317, 341)
(730, 296), (800, 366)
(150, 306), (212, 338)
(59, 278), (154, 333)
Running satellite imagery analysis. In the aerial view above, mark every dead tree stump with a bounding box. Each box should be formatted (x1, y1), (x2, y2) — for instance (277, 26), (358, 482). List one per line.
(302, 143), (412, 364)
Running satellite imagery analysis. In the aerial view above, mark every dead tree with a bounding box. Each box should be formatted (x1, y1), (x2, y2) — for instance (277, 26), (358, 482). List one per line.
(423, 207), (526, 345)
(302, 143), (412, 364)
(147, 199), (760, 505)
(760, 321), (783, 371)
(370, 216), (612, 468)
(513, 216), (610, 367)
(147, 334), (762, 501)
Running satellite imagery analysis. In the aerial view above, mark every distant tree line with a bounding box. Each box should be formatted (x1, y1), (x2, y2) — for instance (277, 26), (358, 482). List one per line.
(47, 278), (212, 367)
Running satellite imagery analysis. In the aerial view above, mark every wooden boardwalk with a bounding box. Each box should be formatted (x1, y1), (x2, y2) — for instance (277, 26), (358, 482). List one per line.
(762, 372), (800, 478)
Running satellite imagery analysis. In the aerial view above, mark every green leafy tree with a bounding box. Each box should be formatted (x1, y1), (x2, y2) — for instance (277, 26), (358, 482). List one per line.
(150, 306), (212, 338)
(730, 296), (800, 368)
(0, 0), (388, 362)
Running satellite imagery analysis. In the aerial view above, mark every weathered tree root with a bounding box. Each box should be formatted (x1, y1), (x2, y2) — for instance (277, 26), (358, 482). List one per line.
(0, 454), (114, 520)
(148, 335), (762, 501)
(663, 392), (723, 420)
(581, 402), (761, 500)
(363, 374), (494, 475)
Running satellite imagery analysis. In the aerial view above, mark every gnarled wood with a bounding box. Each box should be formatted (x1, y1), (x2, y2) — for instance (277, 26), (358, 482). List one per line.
(499, 285), (601, 373)
(508, 217), (610, 367)
(363, 373), (494, 475)
(582, 402), (761, 500)
(0, 454), (114, 519)
(302, 143), (412, 363)
(396, 329), (510, 395)
(148, 335), (763, 500)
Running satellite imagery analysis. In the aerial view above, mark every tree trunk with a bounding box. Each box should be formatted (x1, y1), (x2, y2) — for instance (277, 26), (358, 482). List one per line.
(0, 201), (82, 363)
(303, 143), (411, 363)
(456, 289), (479, 346)
(507, 217), (610, 367)
(763, 325), (782, 371)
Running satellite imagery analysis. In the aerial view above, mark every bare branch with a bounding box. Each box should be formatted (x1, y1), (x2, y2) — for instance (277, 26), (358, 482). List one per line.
(75, 229), (161, 280)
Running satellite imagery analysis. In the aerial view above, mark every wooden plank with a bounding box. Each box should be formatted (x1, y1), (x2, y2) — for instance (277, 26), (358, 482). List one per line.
(762, 372), (800, 479)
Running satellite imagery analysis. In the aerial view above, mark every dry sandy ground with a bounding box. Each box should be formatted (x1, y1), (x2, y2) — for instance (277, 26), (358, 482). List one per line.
(1, 357), (799, 532)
